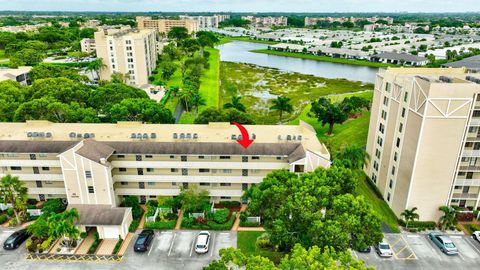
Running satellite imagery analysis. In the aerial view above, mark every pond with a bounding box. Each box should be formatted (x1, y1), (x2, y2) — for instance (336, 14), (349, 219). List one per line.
(217, 41), (379, 83)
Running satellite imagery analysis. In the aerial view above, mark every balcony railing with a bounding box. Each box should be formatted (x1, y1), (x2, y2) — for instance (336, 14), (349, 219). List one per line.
(455, 179), (480, 186)
(451, 193), (479, 199)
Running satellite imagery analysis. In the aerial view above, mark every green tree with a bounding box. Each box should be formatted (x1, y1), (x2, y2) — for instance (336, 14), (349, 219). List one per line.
(48, 209), (80, 248)
(194, 107), (255, 125)
(178, 86), (194, 112)
(46, 102), (99, 123)
(88, 83), (149, 113)
(160, 60), (178, 81)
(223, 96), (246, 112)
(168, 27), (189, 41)
(0, 175), (28, 224)
(336, 145), (370, 169)
(27, 216), (49, 238)
(191, 92), (206, 113)
(29, 77), (91, 105)
(341, 96), (370, 114)
(30, 64), (87, 82)
(176, 186), (210, 213)
(438, 206), (458, 231)
(310, 97), (348, 136)
(109, 98), (175, 123)
(0, 80), (26, 121)
(270, 96), (293, 122)
(401, 207), (420, 228)
(86, 58), (107, 80)
(10, 48), (45, 66)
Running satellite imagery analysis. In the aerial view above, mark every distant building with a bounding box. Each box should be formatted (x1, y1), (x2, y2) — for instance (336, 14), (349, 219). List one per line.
(94, 28), (157, 86)
(370, 52), (428, 66)
(442, 55), (480, 72)
(136, 16), (199, 34)
(242, 16), (288, 27)
(80, 38), (96, 54)
(83, 19), (102, 28)
(179, 14), (230, 28)
(0, 66), (32, 85)
(365, 68), (480, 221)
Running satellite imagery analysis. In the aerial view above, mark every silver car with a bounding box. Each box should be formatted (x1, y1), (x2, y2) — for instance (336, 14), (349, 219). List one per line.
(375, 241), (393, 257)
(194, 231), (211, 254)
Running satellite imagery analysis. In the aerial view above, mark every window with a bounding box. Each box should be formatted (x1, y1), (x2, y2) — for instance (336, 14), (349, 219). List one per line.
(404, 92), (408, 102)
(242, 169), (249, 176)
(394, 152), (398, 162)
(147, 168), (154, 172)
(401, 108), (406, 118)
(139, 182), (145, 189)
(399, 123), (403, 133)
(375, 149), (381, 159)
(379, 123), (385, 134)
(385, 82), (392, 92)
(199, 168), (210, 173)
(117, 155), (125, 158)
(88, 186), (95, 193)
(372, 173), (377, 183)
(458, 172), (466, 176)
(389, 179), (393, 188)
(220, 196), (231, 199)
(198, 156), (205, 159)
(391, 166), (396, 176)
(223, 169), (232, 173)
(42, 167), (49, 171)
(181, 156), (187, 161)
(377, 136), (383, 147)
(473, 110), (480, 117)
(85, 171), (92, 178)
(242, 156), (248, 162)
(136, 155), (142, 161)
(276, 156), (283, 160)
(466, 142), (474, 148)
(463, 186), (470, 193)
(396, 138), (401, 148)
(454, 185), (461, 189)
(10, 166), (21, 171)
(219, 156), (231, 159)
(373, 161), (379, 171)
(119, 168), (127, 172)
(170, 155), (175, 159)
(172, 182), (177, 186)
(30, 154), (36, 160)
(381, 110), (387, 120)
(171, 168), (179, 173)
(242, 183), (249, 190)
(200, 182), (210, 186)
(387, 192), (391, 202)
(145, 155), (153, 158)
(121, 182), (128, 185)
(383, 96), (389, 106)
(467, 172), (474, 179)
(220, 183), (231, 186)
(182, 168), (188, 175)
(148, 182), (155, 186)
(252, 156), (260, 160)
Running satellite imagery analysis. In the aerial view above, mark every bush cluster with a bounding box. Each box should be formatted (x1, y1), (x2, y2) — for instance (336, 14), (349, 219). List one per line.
(129, 220), (140, 233)
(399, 219), (436, 231)
(144, 220), (177, 230)
(88, 232), (100, 254)
(0, 214), (8, 224)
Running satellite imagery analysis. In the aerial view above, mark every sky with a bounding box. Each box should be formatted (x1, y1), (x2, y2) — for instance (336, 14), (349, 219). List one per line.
(0, 0), (478, 13)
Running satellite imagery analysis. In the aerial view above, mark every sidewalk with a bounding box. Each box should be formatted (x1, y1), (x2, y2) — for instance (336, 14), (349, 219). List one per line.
(138, 205), (147, 230)
(175, 209), (184, 230)
(231, 204), (247, 231)
(95, 239), (117, 255)
(75, 230), (96, 255)
(117, 233), (134, 256)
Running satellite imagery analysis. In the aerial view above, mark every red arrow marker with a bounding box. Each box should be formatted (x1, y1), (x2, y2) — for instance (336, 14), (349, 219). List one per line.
(232, 122), (254, 149)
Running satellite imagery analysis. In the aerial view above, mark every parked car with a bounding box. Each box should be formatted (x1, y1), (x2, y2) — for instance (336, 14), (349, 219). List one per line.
(194, 231), (211, 254)
(375, 241), (393, 257)
(473, 231), (480, 243)
(356, 246), (372, 253)
(3, 229), (31, 250)
(133, 230), (154, 252)
(428, 232), (459, 255)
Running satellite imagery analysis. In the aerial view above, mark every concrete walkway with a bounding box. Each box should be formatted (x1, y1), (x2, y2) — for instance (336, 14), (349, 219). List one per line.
(138, 205), (147, 230)
(75, 231), (96, 255)
(237, 227), (266, 231)
(117, 233), (134, 256)
(175, 209), (184, 230)
(231, 204), (248, 231)
(95, 239), (117, 255)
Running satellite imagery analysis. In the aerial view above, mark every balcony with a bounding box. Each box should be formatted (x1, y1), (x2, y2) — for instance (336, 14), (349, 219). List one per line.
(0, 159), (61, 167)
(113, 188), (243, 197)
(458, 165), (480, 171)
(451, 193), (479, 199)
(455, 179), (480, 187)
(470, 118), (480, 126)
(111, 161), (289, 170)
(27, 187), (66, 195)
(462, 150), (480, 157)
(0, 173), (63, 181)
(113, 175), (264, 184)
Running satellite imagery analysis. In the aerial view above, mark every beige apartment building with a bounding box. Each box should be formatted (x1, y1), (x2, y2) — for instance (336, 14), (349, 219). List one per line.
(94, 28), (157, 86)
(80, 38), (96, 54)
(365, 67), (480, 222)
(136, 16), (199, 34)
(179, 15), (230, 28)
(0, 121), (330, 236)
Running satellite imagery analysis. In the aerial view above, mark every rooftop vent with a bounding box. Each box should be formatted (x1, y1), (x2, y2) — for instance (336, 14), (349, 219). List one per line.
(46, 132), (52, 138)
(180, 133), (185, 139)
(151, 133), (157, 139)
(251, 133), (256, 140)
(193, 133), (198, 139)
(76, 133), (82, 138)
(69, 132), (76, 138)
(439, 76), (453, 83)
(27, 132), (33, 138)
(131, 133), (136, 139)
(466, 75), (480, 84)
(415, 75), (430, 82)
(231, 134), (237, 140)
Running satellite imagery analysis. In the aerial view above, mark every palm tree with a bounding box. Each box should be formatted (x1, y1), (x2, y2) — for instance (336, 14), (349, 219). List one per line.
(223, 96), (246, 112)
(48, 209), (80, 248)
(270, 96), (293, 122)
(191, 92), (206, 113)
(400, 207), (419, 228)
(86, 58), (106, 80)
(0, 175), (28, 224)
(178, 87), (194, 112)
(336, 145), (370, 169)
(438, 206), (458, 231)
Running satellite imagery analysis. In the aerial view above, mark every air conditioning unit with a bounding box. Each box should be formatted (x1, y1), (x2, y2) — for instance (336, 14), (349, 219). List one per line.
(251, 133), (256, 139)
(27, 132), (33, 137)
(297, 135), (302, 141)
(287, 135), (292, 141)
(143, 133), (148, 139)
(151, 133), (157, 139)
(131, 133), (136, 139)
(33, 132), (39, 137)
(69, 132), (76, 138)
(278, 135), (282, 140)
(136, 133), (142, 139)
(39, 132), (45, 137)
(231, 134), (237, 140)
(180, 133), (185, 139)
(90, 133), (95, 138)
(193, 133), (198, 139)
(238, 135), (242, 140)
(46, 132), (52, 138)
(84, 133), (90, 139)
(186, 133), (191, 139)
(173, 133), (178, 139)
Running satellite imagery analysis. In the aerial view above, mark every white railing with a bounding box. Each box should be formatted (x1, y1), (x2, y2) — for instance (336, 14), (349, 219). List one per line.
(26, 209), (42, 216)
(0, 203), (12, 211)
(462, 150), (480, 157)
(146, 208), (159, 223)
(455, 179), (480, 186)
(246, 216), (261, 223)
(189, 212), (205, 218)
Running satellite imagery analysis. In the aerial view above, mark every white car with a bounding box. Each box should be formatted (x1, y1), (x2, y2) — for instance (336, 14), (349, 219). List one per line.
(375, 241), (393, 257)
(473, 231), (480, 242)
(194, 231), (211, 254)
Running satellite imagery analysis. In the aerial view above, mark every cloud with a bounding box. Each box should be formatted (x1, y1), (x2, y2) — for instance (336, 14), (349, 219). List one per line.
(0, 0), (477, 12)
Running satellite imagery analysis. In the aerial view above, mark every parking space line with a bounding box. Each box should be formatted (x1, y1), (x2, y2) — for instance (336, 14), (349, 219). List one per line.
(465, 237), (480, 255)
(189, 233), (196, 257)
(167, 232), (177, 257)
(148, 235), (156, 256)
(210, 233), (216, 257)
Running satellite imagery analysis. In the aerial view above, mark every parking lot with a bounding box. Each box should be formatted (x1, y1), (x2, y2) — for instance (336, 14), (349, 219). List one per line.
(354, 233), (480, 270)
(122, 230), (237, 270)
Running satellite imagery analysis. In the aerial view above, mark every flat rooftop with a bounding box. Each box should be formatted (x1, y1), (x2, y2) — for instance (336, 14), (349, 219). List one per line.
(380, 67), (480, 85)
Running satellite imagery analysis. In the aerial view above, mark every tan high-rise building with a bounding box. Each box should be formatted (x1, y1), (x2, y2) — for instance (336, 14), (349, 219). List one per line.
(94, 28), (157, 86)
(136, 16), (199, 34)
(365, 67), (480, 221)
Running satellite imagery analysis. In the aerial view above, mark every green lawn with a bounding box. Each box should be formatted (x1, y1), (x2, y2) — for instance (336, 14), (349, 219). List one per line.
(355, 172), (400, 233)
(0, 49), (6, 60)
(199, 47), (220, 110)
(219, 36), (279, 45)
(237, 231), (285, 264)
(250, 49), (398, 68)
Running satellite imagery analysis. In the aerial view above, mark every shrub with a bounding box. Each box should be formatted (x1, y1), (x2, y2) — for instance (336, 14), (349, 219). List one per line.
(41, 198), (65, 215)
(219, 201), (241, 207)
(129, 220), (140, 232)
(240, 212), (247, 222)
(40, 237), (53, 252)
(88, 232), (100, 254)
(80, 232), (88, 238)
(255, 233), (274, 249)
(26, 239), (36, 252)
(240, 220), (261, 227)
(464, 224), (480, 234)
(399, 220), (436, 230)
(196, 216), (207, 225)
(144, 220), (177, 230)
(8, 217), (17, 227)
(113, 238), (123, 255)
(6, 208), (14, 216)
(146, 200), (159, 208)
(213, 208), (229, 224)
(0, 214), (8, 224)
(206, 213), (236, 230)
(181, 216), (195, 228)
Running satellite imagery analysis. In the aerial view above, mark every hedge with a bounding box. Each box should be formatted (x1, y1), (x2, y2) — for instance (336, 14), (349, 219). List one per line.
(399, 219), (436, 230)
(129, 220), (140, 232)
(144, 220), (176, 230)
(113, 238), (123, 255)
(464, 224), (480, 234)
(0, 214), (8, 224)
(88, 232), (100, 254)
(182, 212), (236, 230)
(240, 221), (261, 227)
